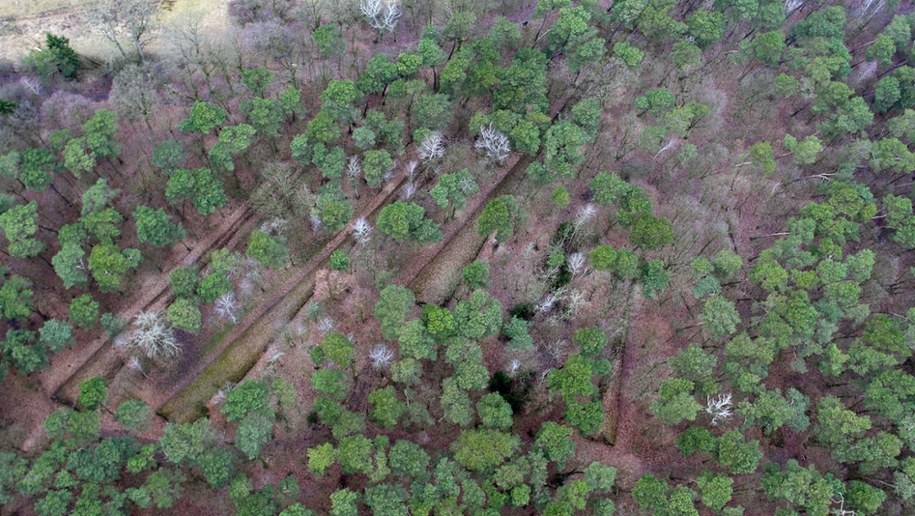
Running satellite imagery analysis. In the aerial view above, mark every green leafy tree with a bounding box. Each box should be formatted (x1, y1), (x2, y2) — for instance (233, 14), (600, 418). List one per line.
(696, 471), (733, 512)
(313, 189), (353, 232)
(88, 243), (140, 292)
(700, 295), (740, 340)
(630, 215), (673, 249)
(246, 230), (288, 270)
(78, 376), (108, 410)
(652, 378), (701, 425)
(307, 443), (335, 476)
(133, 206), (185, 247)
(337, 436), (373, 475)
(716, 430), (762, 475)
(478, 195), (519, 242)
(69, 294), (99, 329)
(452, 429), (518, 472)
(376, 202), (442, 243)
(222, 380), (272, 423)
(396, 319), (435, 361)
(0, 201), (44, 258)
(454, 290), (503, 340)
(321, 80), (361, 123)
(0, 274), (34, 321)
(362, 149), (394, 188)
(52, 242), (88, 289)
(39, 319), (74, 353)
(476, 393), (513, 430)
(3, 329), (46, 374)
(460, 261), (490, 289)
(179, 101), (228, 134)
(374, 285), (415, 339)
(430, 170), (479, 217)
(167, 298), (202, 334)
(368, 386), (404, 428)
(166, 168), (227, 216)
(115, 399), (150, 431)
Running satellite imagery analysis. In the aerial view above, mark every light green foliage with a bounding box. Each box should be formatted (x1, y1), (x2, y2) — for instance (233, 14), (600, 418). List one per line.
(412, 93), (452, 131)
(167, 298), (201, 334)
(697, 471), (733, 511)
(88, 243), (140, 292)
(700, 295), (740, 340)
(430, 170), (478, 215)
(452, 429), (518, 472)
(39, 320), (74, 353)
(0, 201), (44, 258)
(363, 149), (393, 188)
(179, 101), (228, 134)
(630, 215), (673, 249)
(337, 435), (373, 475)
(783, 134), (823, 165)
(389, 439), (430, 479)
(454, 290), (503, 340)
(502, 315), (533, 349)
(246, 230), (288, 270)
(476, 393), (513, 430)
(134, 206), (185, 247)
(632, 474), (669, 513)
(307, 443), (335, 476)
(441, 377), (473, 426)
(314, 189), (353, 232)
(330, 488), (359, 516)
(716, 430), (762, 475)
(369, 386), (404, 428)
(0, 274), (34, 321)
(69, 294), (100, 329)
(166, 168), (227, 216)
(396, 319), (435, 360)
(115, 399), (150, 432)
(77, 376), (108, 410)
(652, 378), (701, 425)
(668, 343), (716, 390)
(612, 41), (644, 68)
(573, 327), (608, 357)
(52, 243), (88, 289)
(375, 285), (415, 339)
(376, 201), (442, 243)
(321, 80), (361, 123)
(222, 380), (272, 423)
(460, 261), (490, 289)
(846, 481), (886, 515)
(478, 195), (519, 242)
(235, 412), (275, 460)
(170, 267), (199, 298)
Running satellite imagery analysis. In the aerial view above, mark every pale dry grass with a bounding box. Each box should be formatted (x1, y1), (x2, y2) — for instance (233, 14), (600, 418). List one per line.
(0, 0), (229, 62)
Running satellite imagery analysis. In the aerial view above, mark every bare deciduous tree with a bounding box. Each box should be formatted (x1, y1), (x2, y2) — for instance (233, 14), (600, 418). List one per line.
(87, 0), (159, 62)
(347, 156), (362, 181)
(369, 343), (395, 369)
(567, 253), (586, 277)
(122, 311), (180, 361)
(359, 0), (402, 34)
(706, 393), (733, 426)
(353, 217), (373, 245)
(215, 292), (240, 324)
(418, 132), (446, 163)
(475, 124), (511, 164)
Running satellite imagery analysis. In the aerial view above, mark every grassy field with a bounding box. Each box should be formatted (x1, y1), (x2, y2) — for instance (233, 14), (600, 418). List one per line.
(0, 0), (227, 62)
(0, 0), (95, 19)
